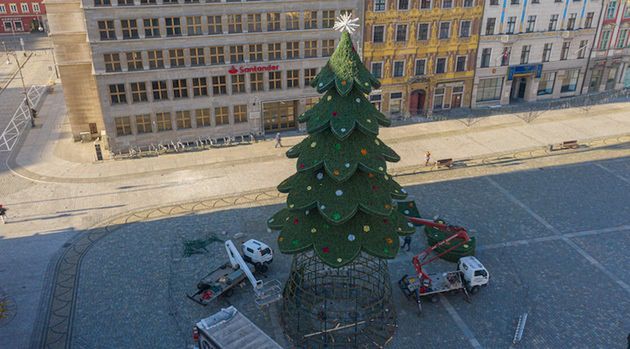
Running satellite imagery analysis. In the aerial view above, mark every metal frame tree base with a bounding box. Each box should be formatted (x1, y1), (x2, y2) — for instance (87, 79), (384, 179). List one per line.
(282, 251), (396, 348)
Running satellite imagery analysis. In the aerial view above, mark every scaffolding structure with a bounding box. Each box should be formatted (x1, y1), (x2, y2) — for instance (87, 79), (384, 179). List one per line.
(282, 251), (397, 348)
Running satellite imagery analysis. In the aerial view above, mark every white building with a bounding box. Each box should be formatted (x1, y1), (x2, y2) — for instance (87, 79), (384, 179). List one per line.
(472, 0), (601, 107)
(46, 0), (361, 152)
(583, 0), (630, 93)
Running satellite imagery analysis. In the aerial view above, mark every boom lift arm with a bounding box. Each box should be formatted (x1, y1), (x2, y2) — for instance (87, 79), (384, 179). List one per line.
(225, 240), (264, 292)
(406, 217), (470, 281)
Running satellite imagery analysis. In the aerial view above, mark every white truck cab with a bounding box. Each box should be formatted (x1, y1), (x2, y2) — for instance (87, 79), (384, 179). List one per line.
(241, 239), (273, 272)
(457, 256), (490, 294)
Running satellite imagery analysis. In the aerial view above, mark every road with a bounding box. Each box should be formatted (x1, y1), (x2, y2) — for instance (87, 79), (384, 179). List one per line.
(0, 34), (54, 135)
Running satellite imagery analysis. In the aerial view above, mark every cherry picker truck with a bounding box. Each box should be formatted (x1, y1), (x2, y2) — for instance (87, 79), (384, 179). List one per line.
(398, 217), (490, 314)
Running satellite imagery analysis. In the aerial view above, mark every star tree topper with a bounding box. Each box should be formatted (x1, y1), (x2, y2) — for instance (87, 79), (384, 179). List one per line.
(333, 13), (360, 34)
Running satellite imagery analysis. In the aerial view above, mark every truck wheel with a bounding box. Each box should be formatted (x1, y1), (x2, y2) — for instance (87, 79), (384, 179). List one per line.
(470, 286), (480, 295)
(255, 263), (268, 274)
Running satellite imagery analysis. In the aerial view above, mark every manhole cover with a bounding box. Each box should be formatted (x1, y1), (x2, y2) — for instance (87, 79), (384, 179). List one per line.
(0, 290), (17, 327)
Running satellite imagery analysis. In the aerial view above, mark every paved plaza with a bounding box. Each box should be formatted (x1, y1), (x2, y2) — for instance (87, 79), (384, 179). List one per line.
(54, 156), (630, 349)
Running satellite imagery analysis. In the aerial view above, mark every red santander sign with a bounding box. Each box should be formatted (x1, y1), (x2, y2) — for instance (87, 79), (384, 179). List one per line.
(228, 64), (280, 74)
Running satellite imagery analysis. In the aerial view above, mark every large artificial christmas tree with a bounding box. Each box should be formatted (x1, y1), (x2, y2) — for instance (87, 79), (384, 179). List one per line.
(267, 15), (414, 347)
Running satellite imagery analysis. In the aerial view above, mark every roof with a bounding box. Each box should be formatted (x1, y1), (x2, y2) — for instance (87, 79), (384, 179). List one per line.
(460, 256), (485, 270)
(196, 306), (282, 349)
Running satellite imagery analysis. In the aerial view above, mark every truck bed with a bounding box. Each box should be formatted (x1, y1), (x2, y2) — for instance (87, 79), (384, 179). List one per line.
(188, 263), (246, 305)
(198, 263), (243, 287)
(196, 306), (282, 349)
(419, 271), (464, 296)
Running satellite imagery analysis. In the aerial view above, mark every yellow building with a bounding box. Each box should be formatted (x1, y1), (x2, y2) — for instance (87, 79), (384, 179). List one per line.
(363, 0), (482, 116)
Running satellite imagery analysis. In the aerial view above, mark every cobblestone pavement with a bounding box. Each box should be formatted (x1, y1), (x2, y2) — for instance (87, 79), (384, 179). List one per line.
(32, 153), (630, 349)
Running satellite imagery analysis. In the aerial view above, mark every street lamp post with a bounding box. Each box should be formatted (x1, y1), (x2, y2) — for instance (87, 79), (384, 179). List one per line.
(9, 52), (35, 128)
(1, 41), (10, 65)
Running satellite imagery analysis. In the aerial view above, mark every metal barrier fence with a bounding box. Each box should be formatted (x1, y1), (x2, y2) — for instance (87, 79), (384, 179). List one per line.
(0, 84), (47, 152)
(111, 133), (257, 160)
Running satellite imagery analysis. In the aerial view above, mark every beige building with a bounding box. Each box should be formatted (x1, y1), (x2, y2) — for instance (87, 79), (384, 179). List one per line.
(472, 0), (600, 107)
(46, 0), (361, 152)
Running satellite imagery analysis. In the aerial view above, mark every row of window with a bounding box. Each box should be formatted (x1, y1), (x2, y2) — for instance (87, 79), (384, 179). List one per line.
(370, 55), (470, 79)
(599, 28), (630, 50)
(604, 0), (630, 20)
(371, 21), (473, 43)
(114, 105), (248, 137)
(484, 12), (595, 36)
(107, 69), (319, 105)
(102, 41), (335, 73)
(96, 0), (317, 6)
(476, 70), (580, 102)
(369, 85), (466, 113)
(373, 0), (475, 11)
(0, 3), (41, 14)
(97, 10), (350, 40)
(479, 40), (588, 68)
(490, 0), (586, 6)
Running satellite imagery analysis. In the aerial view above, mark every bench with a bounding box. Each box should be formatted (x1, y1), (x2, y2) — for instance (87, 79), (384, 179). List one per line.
(561, 140), (579, 149)
(436, 158), (454, 169)
(549, 140), (579, 151)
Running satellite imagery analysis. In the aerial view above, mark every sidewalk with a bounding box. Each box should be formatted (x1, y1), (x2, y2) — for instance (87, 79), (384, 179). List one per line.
(10, 85), (630, 184)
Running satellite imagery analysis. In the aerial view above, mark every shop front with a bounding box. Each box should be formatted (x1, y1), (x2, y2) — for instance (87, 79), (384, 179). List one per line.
(586, 58), (626, 93)
(262, 100), (298, 132)
(506, 64), (543, 103)
(432, 81), (467, 111)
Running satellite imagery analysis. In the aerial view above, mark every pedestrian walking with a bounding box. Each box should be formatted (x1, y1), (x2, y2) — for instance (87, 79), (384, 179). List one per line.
(424, 151), (431, 166)
(274, 133), (282, 148)
(0, 205), (7, 224)
(401, 235), (412, 251)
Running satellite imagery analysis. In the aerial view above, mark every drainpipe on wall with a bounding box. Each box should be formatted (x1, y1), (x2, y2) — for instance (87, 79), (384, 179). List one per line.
(470, 1), (484, 109)
(580, 0), (606, 95)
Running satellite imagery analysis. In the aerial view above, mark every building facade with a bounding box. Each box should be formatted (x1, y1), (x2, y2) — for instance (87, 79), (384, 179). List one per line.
(472, 0), (601, 107)
(363, 0), (483, 117)
(0, 0), (46, 34)
(47, 0), (361, 152)
(583, 0), (629, 93)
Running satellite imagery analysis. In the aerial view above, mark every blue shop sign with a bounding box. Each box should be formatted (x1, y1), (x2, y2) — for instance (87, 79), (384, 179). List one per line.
(507, 64), (543, 80)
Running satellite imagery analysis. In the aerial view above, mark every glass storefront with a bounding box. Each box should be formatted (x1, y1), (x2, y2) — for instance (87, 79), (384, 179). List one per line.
(263, 100), (297, 132)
